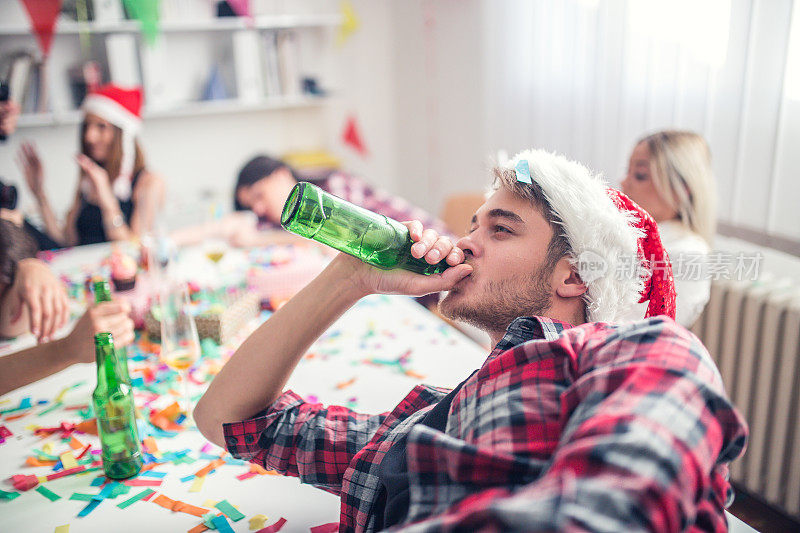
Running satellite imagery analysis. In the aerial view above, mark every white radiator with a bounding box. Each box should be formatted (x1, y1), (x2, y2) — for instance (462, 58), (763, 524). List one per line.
(691, 279), (800, 519)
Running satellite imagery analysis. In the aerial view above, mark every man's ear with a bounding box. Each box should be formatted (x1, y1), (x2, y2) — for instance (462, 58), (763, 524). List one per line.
(553, 256), (587, 298)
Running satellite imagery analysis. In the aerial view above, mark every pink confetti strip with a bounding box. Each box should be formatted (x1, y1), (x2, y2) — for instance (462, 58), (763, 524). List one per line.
(123, 478), (162, 487)
(256, 518), (287, 533)
(310, 523), (339, 533)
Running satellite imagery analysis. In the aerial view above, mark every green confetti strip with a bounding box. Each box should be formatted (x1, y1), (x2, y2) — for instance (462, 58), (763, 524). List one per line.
(0, 489), (21, 500)
(37, 401), (64, 416)
(35, 485), (61, 502)
(214, 500), (245, 521)
(70, 493), (95, 501)
(116, 488), (154, 509)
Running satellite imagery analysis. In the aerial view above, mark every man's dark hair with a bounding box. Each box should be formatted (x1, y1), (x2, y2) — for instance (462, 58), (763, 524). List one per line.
(491, 167), (572, 275)
(233, 155), (298, 211)
(0, 219), (38, 297)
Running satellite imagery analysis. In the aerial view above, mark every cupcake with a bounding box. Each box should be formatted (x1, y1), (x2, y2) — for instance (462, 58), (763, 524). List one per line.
(109, 249), (138, 291)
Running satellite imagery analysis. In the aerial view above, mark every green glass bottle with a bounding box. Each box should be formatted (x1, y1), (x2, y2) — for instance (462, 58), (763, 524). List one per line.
(281, 182), (450, 275)
(92, 332), (143, 479)
(93, 280), (131, 385)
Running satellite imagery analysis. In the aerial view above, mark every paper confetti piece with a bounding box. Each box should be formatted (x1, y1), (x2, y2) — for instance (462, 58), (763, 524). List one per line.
(200, 443), (213, 454)
(43, 442), (54, 454)
(90, 476), (106, 486)
(180, 474), (195, 483)
(124, 478), (162, 487)
(70, 493), (95, 501)
(142, 436), (159, 454)
(35, 485), (61, 501)
(117, 488), (155, 509)
(202, 499), (219, 508)
(189, 475), (205, 493)
(256, 517), (287, 533)
(188, 523), (210, 533)
(236, 471), (257, 481)
(215, 500), (244, 521)
(152, 494), (209, 517)
(60, 451), (79, 470)
(211, 515), (235, 533)
(139, 470), (167, 479)
(0, 489), (20, 500)
(77, 499), (102, 517)
(249, 514), (269, 530)
(310, 523), (339, 533)
(514, 159), (532, 184)
(335, 377), (357, 389)
(194, 458), (225, 478)
(37, 401), (63, 416)
(68, 436), (85, 450)
(54, 525), (69, 533)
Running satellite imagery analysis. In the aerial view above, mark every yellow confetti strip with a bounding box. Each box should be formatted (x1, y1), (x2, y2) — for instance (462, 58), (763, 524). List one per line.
(203, 499), (219, 508)
(25, 424), (39, 431)
(37, 476), (48, 483)
(43, 443), (53, 455)
(60, 451), (78, 470)
(54, 525), (69, 533)
(189, 475), (205, 493)
(249, 514), (269, 530)
(54, 386), (71, 404)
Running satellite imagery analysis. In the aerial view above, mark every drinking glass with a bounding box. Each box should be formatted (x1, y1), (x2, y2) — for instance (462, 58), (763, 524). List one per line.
(158, 282), (201, 419)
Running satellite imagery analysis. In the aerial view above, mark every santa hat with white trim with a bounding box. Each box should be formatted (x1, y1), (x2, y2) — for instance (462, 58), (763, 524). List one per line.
(502, 149), (676, 323)
(81, 84), (143, 201)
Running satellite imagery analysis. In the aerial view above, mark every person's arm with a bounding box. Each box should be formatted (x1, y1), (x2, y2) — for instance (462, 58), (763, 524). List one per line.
(17, 142), (70, 245)
(0, 300), (134, 396)
(194, 221), (472, 448)
(2, 258), (69, 342)
(128, 170), (164, 238)
(392, 320), (749, 532)
(0, 99), (20, 137)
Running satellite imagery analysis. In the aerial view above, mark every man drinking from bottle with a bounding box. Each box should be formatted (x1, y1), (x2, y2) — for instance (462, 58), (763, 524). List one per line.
(195, 149), (747, 532)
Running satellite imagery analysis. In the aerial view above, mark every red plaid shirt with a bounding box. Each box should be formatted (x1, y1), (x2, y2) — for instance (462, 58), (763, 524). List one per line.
(223, 316), (748, 532)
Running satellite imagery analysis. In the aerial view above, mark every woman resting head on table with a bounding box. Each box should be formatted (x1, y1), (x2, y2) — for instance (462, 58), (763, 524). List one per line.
(620, 130), (716, 326)
(0, 221), (134, 396)
(18, 84), (164, 248)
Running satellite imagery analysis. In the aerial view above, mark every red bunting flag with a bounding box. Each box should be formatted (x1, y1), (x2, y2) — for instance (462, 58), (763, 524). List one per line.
(20, 0), (63, 57)
(342, 114), (368, 157)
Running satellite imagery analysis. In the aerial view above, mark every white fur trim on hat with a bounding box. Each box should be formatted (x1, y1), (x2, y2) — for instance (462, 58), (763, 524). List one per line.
(82, 94), (142, 134)
(503, 149), (647, 323)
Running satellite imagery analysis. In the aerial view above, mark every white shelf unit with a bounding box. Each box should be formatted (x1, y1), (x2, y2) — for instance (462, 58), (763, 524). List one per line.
(2, 13), (342, 129)
(0, 14), (342, 36)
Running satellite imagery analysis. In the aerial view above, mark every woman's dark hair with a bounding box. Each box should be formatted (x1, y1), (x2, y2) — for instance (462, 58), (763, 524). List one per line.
(233, 155), (298, 211)
(0, 219), (38, 297)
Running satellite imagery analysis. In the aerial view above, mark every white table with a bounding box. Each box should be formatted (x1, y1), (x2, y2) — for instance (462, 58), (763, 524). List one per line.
(0, 243), (759, 532)
(0, 244), (489, 532)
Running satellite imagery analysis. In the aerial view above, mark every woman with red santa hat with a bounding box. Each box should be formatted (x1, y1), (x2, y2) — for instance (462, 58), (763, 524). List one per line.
(19, 84), (164, 246)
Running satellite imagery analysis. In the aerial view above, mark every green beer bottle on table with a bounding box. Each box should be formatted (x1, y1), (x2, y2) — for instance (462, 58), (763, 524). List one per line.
(92, 280), (132, 385)
(92, 332), (143, 479)
(281, 182), (449, 275)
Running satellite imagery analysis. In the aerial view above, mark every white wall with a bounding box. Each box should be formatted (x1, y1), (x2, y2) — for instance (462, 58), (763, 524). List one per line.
(0, 0), (397, 230)
(391, 0), (800, 244)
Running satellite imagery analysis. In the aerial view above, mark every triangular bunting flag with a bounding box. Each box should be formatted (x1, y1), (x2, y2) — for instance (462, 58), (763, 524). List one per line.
(336, 0), (359, 46)
(342, 114), (368, 157)
(123, 0), (161, 47)
(21, 0), (63, 57)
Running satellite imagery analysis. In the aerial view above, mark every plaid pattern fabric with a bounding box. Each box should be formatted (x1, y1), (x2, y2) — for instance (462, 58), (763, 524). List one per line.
(223, 316), (747, 532)
(259, 172), (451, 236)
(323, 172), (451, 236)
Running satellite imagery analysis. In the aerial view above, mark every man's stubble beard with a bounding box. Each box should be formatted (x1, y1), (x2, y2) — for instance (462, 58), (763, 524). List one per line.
(439, 264), (553, 334)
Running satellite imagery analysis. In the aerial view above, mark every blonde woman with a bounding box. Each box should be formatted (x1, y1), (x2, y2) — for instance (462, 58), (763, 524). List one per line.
(621, 130), (716, 327)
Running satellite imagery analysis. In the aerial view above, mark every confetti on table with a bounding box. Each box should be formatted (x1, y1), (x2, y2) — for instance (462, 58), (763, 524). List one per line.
(117, 488), (155, 509)
(77, 499), (102, 517)
(70, 493), (95, 501)
(140, 470), (167, 479)
(90, 476), (106, 486)
(60, 451), (79, 469)
(236, 471), (257, 481)
(255, 517), (287, 533)
(200, 443), (213, 454)
(54, 525), (70, 533)
(124, 478), (162, 487)
(36, 485), (61, 501)
(335, 377), (357, 389)
(194, 458), (225, 477)
(211, 515), (235, 533)
(0, 488), (20, 500)
(189, 475), (206, 492)
(214, 500), (244, 521)
(180, 474), (196, 483)
(202, 499), (219, 508)
(249, 514), (269, 530)
(0, 425), (12, 443)
(310, 523), (340, 533)
(152, 494), (209, 517)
